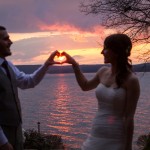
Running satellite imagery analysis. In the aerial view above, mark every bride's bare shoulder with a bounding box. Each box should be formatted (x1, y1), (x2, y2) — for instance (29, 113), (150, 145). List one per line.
(125, 73), (140, 88)
(97, 66), (110, 76)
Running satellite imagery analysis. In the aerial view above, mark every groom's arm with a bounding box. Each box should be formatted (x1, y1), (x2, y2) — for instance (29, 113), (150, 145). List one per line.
(9, 50), (59, 89)
(12, 63), (49, 89)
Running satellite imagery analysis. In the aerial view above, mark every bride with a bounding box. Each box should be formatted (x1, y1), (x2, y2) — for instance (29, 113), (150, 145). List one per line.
(62, 34), (140, 150)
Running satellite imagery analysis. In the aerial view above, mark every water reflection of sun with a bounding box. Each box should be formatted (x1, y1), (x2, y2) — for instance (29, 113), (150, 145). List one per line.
(47, 76), (72, 134)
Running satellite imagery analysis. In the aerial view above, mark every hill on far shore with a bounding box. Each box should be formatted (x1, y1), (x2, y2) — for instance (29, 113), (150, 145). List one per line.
(16, 63), (150, 74)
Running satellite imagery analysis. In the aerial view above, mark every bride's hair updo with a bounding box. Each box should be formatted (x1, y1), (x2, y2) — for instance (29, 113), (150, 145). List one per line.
(104, 34), (132, 87)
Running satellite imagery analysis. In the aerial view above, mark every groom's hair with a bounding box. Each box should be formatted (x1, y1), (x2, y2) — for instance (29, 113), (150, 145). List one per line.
(0, 26), (6, 30)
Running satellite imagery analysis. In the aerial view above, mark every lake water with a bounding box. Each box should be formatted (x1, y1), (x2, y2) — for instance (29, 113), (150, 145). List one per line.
(19, 72), (150, 150)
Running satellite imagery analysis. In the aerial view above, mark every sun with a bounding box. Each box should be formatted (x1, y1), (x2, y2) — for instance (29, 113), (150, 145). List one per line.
(54, 55), (66, 63)
(59, 56), (66, 61)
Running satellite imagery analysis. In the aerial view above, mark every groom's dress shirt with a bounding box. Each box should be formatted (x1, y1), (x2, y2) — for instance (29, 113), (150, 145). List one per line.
(0, 57), (49, 146)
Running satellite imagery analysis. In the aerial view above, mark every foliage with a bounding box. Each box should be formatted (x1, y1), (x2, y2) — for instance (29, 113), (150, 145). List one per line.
(80, 0), (150, 62)
(80, 0), (150, 43)
(24, 129), (65, 150)
(137, 132), (150, 150)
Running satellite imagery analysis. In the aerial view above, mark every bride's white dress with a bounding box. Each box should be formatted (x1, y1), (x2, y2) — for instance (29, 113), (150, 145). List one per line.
(81, 83), (126, 150)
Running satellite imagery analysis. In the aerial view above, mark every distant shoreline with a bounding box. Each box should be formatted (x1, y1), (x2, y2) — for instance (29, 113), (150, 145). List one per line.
(16, 63), (150, 74)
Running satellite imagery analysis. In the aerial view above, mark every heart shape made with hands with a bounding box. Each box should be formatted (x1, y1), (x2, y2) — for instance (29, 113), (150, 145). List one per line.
(54, 52), (67, 63)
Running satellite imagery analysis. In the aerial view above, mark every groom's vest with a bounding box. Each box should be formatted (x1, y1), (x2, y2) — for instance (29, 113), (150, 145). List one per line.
(0, 66), (21, 126)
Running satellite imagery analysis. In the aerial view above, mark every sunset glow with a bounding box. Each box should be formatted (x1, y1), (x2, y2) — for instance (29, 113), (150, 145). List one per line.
(1, 0), (148, 65)
(9, 30), (149, 65)
(54, 55), (67, 63)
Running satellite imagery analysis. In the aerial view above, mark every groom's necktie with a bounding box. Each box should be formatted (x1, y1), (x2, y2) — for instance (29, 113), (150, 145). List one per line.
(2, 60), (12, 80)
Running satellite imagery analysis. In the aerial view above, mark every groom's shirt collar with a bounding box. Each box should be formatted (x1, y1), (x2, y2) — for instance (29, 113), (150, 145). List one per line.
(0, 57), (5, 66)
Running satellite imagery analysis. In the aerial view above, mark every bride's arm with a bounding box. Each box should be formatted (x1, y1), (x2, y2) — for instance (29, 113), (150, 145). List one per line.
(62, 52), (106, 91)
(72, 62), (100, 91)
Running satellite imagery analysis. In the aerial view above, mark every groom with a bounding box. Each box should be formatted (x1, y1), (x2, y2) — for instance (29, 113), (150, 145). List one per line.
(0, 25), (60, 150)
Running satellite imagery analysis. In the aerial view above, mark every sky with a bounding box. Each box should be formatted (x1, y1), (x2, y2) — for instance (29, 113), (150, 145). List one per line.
(0, 0), (148, 65)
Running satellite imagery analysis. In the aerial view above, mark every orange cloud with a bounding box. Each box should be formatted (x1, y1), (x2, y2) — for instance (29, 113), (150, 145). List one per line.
(38, 23), (108, 35)
(9, 25), (149, 65)
(39, 23), (81, 32)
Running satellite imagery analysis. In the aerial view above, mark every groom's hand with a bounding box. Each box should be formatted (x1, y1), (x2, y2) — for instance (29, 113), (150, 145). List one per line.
(45, 50), (61, 66)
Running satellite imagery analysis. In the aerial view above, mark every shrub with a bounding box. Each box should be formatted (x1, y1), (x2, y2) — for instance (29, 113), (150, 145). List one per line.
(137, 133), (150, 150)
(24, 129), (65, 150)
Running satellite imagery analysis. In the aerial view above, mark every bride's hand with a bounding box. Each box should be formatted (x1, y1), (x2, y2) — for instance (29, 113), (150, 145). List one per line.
(61, 52), (77, 65)
(45, 50), (60, 66)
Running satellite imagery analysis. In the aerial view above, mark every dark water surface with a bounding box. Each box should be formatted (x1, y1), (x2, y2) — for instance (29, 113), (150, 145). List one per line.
(19, 73), (150, 149)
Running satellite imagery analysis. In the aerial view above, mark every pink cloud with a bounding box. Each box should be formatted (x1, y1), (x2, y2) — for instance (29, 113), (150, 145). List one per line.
(39, 23), (80, 32)
(0, 0), (101, 33)
(38, 22), (106, 35)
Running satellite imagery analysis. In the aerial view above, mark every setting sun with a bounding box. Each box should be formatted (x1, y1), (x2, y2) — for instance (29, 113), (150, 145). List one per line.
(54, 55), (67, 63)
